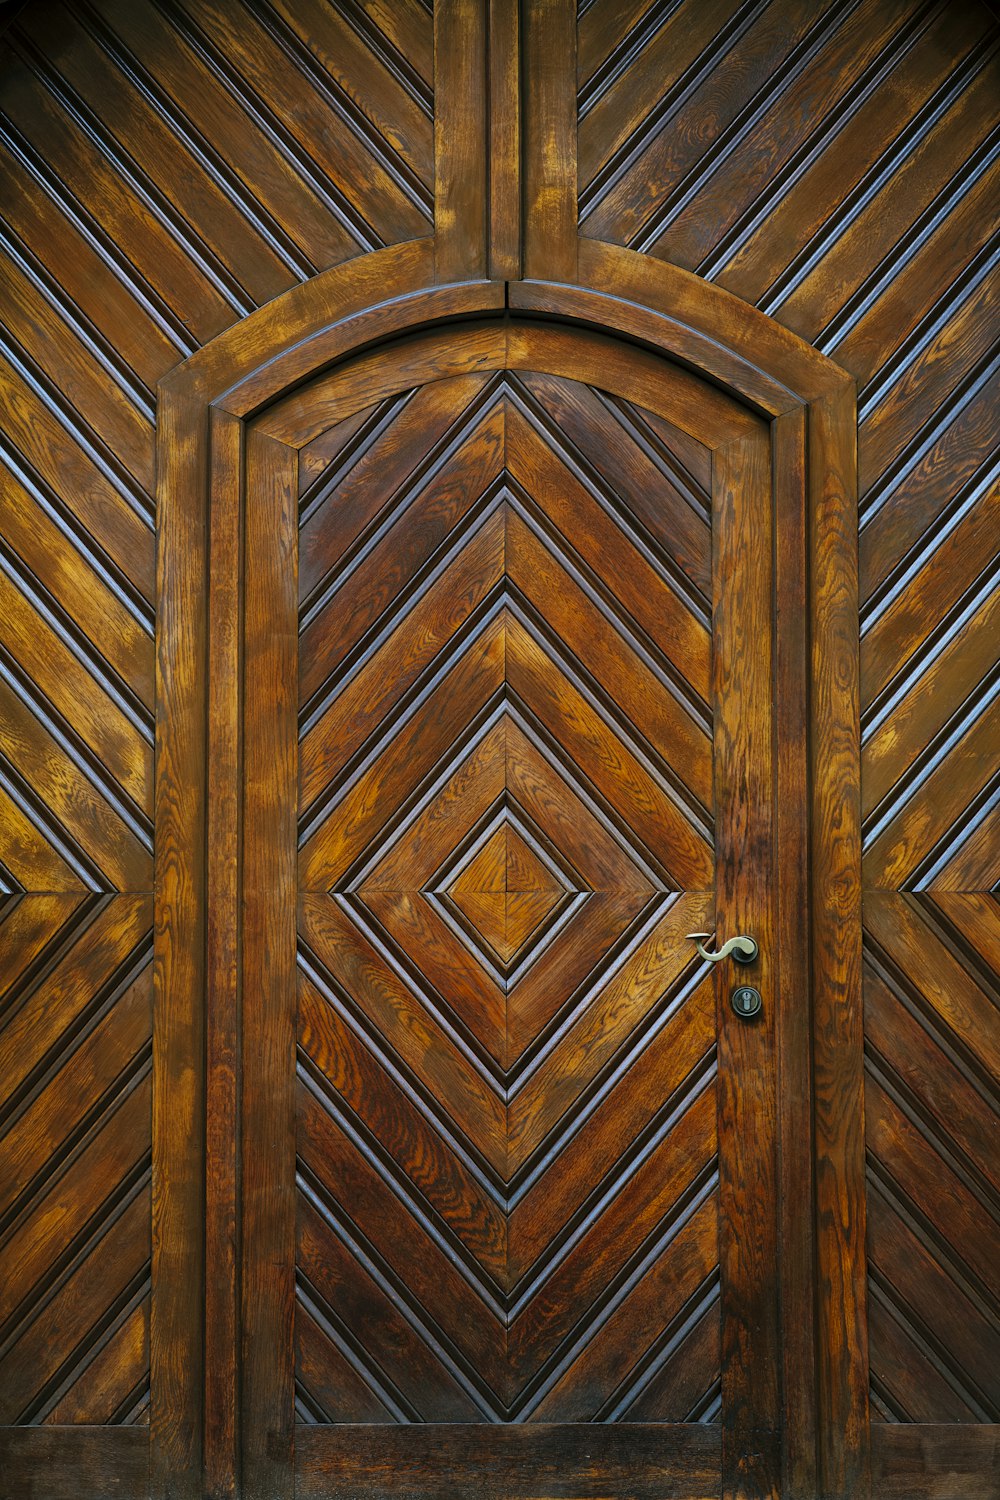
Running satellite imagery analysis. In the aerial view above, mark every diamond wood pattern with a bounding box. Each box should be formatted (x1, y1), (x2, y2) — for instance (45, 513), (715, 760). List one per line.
(577, 0), (1000, 1431)
(294, 370), (723, 1424)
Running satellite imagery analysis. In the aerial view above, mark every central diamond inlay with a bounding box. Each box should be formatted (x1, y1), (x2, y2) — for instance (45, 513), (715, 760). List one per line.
(426, 801), (587, 984)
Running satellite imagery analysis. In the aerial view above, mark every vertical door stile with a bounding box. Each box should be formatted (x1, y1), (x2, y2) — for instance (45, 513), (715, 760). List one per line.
(240, 428), (298, 1500)
(714, 428), (781, 1499)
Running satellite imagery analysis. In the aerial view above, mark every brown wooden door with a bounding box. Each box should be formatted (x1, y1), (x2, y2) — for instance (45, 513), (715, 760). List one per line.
(2, 3), (997, 1499)
(233, 316), (792, 1497)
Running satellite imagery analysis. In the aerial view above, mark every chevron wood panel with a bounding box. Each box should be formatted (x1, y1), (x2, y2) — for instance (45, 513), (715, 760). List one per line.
(0, 892), (153, 1426)
(294, 369), (723, 1425)
(579, 0), (1000, 1427)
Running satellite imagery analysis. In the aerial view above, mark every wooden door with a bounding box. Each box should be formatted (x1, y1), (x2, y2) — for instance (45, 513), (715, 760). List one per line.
(2, 2), (997, 1499)
(234, 317), (791, 1497)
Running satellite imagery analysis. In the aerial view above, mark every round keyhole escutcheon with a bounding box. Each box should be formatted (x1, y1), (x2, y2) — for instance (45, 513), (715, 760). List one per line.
(731, 985), (763, 1020)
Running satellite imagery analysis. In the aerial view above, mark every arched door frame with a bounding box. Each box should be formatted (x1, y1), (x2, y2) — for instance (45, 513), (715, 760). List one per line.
(154, 238), (864, 1500)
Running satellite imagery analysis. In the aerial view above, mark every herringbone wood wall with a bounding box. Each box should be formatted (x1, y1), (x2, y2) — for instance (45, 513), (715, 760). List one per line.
(0, 0), (996, 1440)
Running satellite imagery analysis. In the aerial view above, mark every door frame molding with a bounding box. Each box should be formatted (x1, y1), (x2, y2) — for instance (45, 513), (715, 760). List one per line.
(153, 237), (864, 1500)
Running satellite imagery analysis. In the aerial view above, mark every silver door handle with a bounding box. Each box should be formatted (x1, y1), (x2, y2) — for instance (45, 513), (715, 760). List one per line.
(686, 932), (759, 965)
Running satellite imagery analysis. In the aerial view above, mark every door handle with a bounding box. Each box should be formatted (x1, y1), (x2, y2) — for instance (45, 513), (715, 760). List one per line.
(686, 932), (759, 965)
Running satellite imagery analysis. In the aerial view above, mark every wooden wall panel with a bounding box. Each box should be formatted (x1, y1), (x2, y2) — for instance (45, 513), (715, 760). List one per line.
(577, 0), (1000, 1426)
(0, 893), (152, 1426)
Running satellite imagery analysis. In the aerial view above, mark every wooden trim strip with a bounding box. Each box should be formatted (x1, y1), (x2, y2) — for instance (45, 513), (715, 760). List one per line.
(0, 1426), (148, 1500)
(522, 0), (578, 281)
(152, 386), (208, 1500)
(772, 406), (819, 1500)
(257, 318), (759, 453)
(488, 0), (521, 281)
(809, 383), (868, 1499)
(217, 279), (507, 423)
(576, 240), (850, 406)
(510, 277), (800, 419)
(434, 0), (488, 282)
(714, 430), (781, 1499)
(295, 1423), (721, 1499)
(871, 1424), (1000, 1499)
(203, 408), (243, 1499)
(239, 429), (299, 1500)
(159, 242), (439, 404)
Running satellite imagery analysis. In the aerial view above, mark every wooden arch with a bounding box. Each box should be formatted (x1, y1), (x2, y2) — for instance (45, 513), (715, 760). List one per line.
(154, 237), (863, 1499)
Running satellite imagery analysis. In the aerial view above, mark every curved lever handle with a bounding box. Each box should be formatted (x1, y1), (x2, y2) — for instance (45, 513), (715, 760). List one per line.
(686, 932), (759, 966)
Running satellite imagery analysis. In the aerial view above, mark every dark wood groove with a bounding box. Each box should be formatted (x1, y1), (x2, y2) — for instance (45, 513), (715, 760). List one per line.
(578, 0), (770, 217)
(242, 0), (434, 219)
(866, 1155), (1000, 1332)
(859, 346), (999, 522)
(629, 0), (858, 256)
(151, 0), (384, 254)
(0, 109), (198, 356)
(692, 0), (947, 280)
(6, 22), (260, 319)
(0, 213), (157, 419)
(0, 323), (154, 525)
(817, 118), (1000, 355)
(908, 892), (1000, 1005)
(862, 934), (1000, 1112)
(0, 1159), (151, 1364)
(73, 0), (320, 282)
(866, 1270), (998, 1423)
(757, 28), (1000, 315)
(17, 1265), (151, 1425)
(0, 939), (152, 1135)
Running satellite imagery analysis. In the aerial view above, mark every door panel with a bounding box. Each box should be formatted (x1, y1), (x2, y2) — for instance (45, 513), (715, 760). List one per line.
(294, 364), (724, 1424)
(293, 369), (722, 1422)
(235, 318), (779, 1489)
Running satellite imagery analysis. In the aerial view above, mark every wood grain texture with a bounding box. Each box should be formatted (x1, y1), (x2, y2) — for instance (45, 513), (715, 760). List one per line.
(2, 0), (993, 1496)
(713, 434), (779, 1499)
(203, 408), (241, 1496)
(864, 890), (1000, 1431)
(295, 1423), (722, 1499)
(152, 386), (208, 1500)
(487, 0), (520, 280)
(434, 0), (486, 281)
(871, 1424), (1000, 1500)
(240, 430), (298, 1500)
(522, 0), (578, 281)
(0, 1425), (149, 1500)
